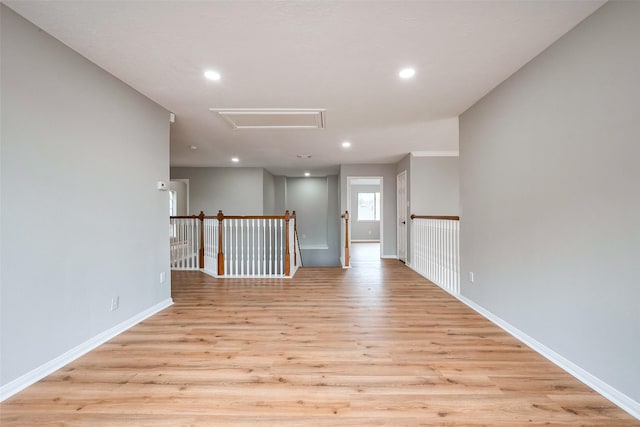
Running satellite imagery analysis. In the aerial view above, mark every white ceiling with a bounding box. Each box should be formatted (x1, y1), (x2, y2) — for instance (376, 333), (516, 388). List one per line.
(5, 0), (604, 176)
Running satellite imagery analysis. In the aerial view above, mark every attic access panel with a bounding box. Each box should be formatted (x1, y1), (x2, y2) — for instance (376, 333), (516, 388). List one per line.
(210, 108), (325, 129)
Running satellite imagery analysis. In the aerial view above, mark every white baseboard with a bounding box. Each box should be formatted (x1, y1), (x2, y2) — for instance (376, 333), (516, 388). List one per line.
(351, 240), (380, 243)
(381, 255), (398, 259)
(456, 294), (640, 420)
(0, 298), (174, 402)
(339, 256), (351, 269)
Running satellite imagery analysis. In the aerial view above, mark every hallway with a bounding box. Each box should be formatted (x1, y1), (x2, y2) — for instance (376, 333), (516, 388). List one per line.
(1, 260), (635, 425)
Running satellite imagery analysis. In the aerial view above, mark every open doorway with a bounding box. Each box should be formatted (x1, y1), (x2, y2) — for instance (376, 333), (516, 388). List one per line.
(347, 176), (383, 265)
(169, 179), (189, 216)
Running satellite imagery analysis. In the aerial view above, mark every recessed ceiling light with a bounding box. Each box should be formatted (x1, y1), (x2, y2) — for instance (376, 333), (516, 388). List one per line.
(190, 145), (198, 150)
(342, 141), (351, 148)
(204, 70), (221, 81)
(296, 154), (312, 159)
(399, 68), (416, 79)
(231, 157), (239, 163)
(304, 172), (311, 177)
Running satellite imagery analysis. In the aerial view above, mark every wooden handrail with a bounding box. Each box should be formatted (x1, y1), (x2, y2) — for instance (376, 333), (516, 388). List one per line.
(170, 214), (289, 220)
(342, 211), (350, 267)
(410, 214), (460, 221)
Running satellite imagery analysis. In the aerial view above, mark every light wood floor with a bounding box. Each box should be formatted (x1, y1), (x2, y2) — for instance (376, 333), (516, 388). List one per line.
(1, 258), (637, 426)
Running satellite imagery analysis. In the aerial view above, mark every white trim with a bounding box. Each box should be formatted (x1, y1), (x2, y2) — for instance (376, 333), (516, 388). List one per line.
(381, 255), (398, 259)
(455, 294), (640, 420)
(210, 108), (325, 130)
(0, 298), (174, 402)
(351, 239), (380, 243)
(171, 178), (190, 215)
(411, 150), (459, 157)
(339, 256), (352, 269)
(347, 175), (384, 260)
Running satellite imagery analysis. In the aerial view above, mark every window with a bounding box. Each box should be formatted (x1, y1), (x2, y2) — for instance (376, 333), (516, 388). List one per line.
(357, 192), (380, 221)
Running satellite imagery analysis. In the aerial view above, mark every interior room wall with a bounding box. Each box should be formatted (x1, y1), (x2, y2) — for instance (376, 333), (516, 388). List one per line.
(1, 5), (171, 390)
(170, 167), (264, 215)
(459, 0), (639, 405)
(350, 184), (382, 241)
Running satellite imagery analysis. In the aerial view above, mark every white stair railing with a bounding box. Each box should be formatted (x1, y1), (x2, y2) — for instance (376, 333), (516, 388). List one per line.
(222, 217), (286, 277)
(410, 215), (460, 295)
(170, 211), (298, 278)
(169, 217), (200, 270)
(202, 218), (218, 276)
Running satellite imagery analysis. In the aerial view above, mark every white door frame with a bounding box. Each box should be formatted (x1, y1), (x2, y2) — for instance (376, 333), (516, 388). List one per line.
(346, 176), (384, 258)
(170, 178), (190, 215)
(397, 170), (407, 263)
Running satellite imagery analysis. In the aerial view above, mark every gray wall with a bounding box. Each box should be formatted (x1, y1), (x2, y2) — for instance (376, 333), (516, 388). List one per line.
(1, 5), (171, 386)
(350, 184), (381, 241)
(170, 167), (264, 215)
(460, 1), (640, 402)
(262, 170), (276, 215)
(340, 164), (397, 257)
(410, 156), (459, 216)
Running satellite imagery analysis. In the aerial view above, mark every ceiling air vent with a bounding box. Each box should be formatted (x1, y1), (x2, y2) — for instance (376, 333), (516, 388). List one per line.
(210, 108), (325, 130)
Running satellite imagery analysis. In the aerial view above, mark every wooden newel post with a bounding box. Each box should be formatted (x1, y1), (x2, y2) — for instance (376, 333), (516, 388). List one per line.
(198, 211), (205, 269)
(292, 211), (297, 267)
(284, 210), (291, 276)
(217, 210), (224, 276)
(344, 210), (350, 267)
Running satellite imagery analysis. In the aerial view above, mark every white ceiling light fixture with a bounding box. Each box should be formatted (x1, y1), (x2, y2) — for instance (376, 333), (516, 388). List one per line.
(190, 145), (198, 150)
(342, 141), (351, 148)
(296, 154), (312, 159)
(399, 67), (416, 79)
(304, 172), (311, 177)
(231, 157), (239, 163)
(204, 70), (221, 81)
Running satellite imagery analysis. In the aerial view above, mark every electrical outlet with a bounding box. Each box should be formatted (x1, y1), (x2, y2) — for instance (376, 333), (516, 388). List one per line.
(469, 272), (475, 283)
(110, 296), (120, 311)
(160, 272), (166, 284)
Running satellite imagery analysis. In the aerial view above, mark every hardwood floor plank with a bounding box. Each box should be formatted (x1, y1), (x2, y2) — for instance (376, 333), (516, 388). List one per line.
(1, 254), (637, 426)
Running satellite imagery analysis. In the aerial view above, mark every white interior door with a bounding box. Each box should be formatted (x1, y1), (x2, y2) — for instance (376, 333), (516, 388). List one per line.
(397, 171), (407, 262)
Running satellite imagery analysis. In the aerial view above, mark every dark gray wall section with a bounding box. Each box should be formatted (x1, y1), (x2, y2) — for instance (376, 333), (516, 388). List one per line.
(1, 5), (171, 386)
(287, 176), (340, 267)
(460, 1), (640, 401)
(286, 177), (328, 248)
(340, 164), (397, 257)
(350, 184), (381, 241)
(274, 175), (287, 214)
(170, 167), (264, 215)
